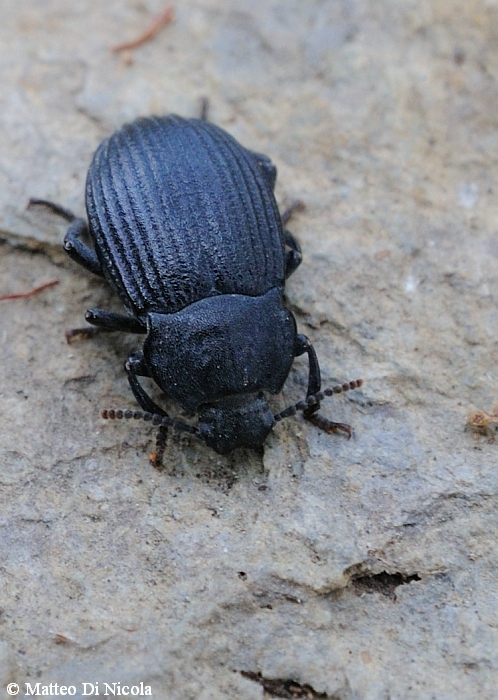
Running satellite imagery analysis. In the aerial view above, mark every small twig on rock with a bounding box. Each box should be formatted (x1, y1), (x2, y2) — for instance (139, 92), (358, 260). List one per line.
(111, 5), (175, 53)
(0, 279), (59, 301)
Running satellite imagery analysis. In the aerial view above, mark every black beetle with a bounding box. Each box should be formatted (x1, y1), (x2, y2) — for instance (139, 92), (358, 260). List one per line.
(30, 112), (362, 463)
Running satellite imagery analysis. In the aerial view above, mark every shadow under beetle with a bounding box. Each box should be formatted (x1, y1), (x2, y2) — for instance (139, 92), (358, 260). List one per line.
(30, 111), (362, 464)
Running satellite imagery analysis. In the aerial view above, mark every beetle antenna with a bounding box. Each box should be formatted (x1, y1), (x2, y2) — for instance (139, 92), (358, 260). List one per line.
(101, 408), (200, 437)
(274, 379), (363, 423)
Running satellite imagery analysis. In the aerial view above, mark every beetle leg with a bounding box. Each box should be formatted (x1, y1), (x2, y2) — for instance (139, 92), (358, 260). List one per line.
(295, 334), (354, 436)
(125, 351), (169, 417)
(85, 309), (147, 334)
(305, 412), (353, 438)
(249, 151), (277, 190)
(64, 219), (103, 277)
(150, 426), (168, 470)
(199, 96), (209, 121)
(295, 334), (321, 403)
(28, 198), (103, 278)
(281, 200), (305, 226)
(28, 198), (76, 222)
(66, 310), (146, 343)
(28, 198), (102, 276)
(125, 351), (172, 465)
(284, 230), (303, 278)
(281, 201), (304, 277)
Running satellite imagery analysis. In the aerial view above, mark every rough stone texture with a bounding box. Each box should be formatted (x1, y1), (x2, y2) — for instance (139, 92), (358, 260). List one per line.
(1, 0), (497, 698)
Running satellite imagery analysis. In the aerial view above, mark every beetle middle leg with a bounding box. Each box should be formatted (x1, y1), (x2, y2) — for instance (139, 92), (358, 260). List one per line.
(66, 309), (146, 343)
(85, 309), (146, 333)
(295, 334), (353, 437)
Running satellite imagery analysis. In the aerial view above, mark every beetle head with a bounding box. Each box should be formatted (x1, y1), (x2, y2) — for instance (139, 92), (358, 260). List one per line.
(198, 393), (275, 454)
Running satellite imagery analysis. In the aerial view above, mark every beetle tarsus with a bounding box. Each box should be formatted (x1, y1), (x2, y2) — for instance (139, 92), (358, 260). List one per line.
(150, 426), (168, 469)
(27, 198), (77, 222)
(199, 96), (209, 121)
(66, 327), (103, 344)
(305, 413), (353, 438)
(281, 200), (305, 226)
(273, 379), (363, 432)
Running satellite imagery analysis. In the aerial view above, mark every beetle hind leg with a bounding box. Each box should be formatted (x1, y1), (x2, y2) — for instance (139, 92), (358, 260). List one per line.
(27, 198), (103, 278)
(28, 198), (76, 222)
(199, 97), (209, 121)
(284, 230), (303, 278)
(281, 201), (305, 277)
(252, 152), (277, 190)
(281, 200), (305, 226)
(64, 219), (103, 277)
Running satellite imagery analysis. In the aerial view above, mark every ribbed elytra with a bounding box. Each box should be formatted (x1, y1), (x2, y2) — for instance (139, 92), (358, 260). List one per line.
(86, 116), (285, 319)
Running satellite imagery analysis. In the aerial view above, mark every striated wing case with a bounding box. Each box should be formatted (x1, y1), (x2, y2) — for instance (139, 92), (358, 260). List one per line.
(85, 116), (285, 318)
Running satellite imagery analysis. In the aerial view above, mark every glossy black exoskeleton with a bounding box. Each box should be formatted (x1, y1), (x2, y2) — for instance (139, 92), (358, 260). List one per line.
(30, 113), (361, 462)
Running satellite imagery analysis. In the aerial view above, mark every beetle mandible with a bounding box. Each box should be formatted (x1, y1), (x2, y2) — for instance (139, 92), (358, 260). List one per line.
(30, 112), (362, 463)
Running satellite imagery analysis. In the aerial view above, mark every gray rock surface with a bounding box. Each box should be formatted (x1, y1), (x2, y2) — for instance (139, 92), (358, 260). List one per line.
(1, 0), (497, 698)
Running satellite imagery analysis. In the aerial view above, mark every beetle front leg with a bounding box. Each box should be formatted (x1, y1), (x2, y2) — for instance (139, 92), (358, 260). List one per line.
(295, 334), (352, 437)
(125, 351), (171, 469)
(295, 334), (321, 401)
(125, 351), (169, 417)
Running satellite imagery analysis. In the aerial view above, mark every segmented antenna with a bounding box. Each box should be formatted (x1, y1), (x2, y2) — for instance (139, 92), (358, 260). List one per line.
(273, 379), (363, 423)
(102, 409), (200, 436)
(102, 378), (363, 461)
